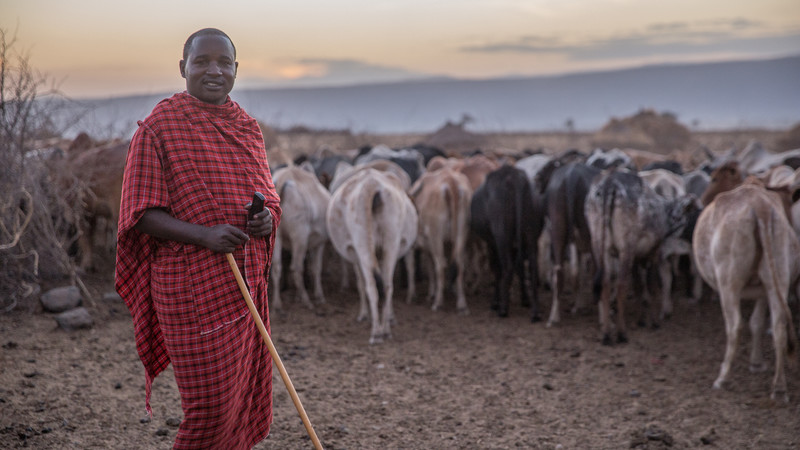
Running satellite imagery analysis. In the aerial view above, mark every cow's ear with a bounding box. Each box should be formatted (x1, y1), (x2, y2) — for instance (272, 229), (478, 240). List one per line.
(299, 160), (315, 174)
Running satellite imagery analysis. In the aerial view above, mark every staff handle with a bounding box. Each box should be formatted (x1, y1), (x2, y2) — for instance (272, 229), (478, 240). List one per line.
(226, 253), (323, 450)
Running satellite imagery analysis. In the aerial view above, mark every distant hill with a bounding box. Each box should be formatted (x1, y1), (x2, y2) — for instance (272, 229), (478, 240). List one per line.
(61, 55), (800, 138)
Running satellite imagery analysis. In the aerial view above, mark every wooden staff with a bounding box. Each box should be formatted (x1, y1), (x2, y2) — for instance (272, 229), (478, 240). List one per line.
(226, 253), (323, 450)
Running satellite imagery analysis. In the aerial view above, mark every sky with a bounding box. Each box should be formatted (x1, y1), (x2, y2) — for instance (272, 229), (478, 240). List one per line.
(3, 0), (800, 99)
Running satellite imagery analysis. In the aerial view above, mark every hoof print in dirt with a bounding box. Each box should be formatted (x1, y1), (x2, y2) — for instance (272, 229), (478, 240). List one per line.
(630, 424), (674, 448)
(699, 428), (718, 445)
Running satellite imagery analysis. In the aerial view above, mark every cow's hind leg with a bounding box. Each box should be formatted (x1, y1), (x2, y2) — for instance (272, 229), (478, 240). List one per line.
(765, 290), (791, 403)
(270, 237), (284, 310)
(290, 239), (314, 309)
(748, 298), (768, 373)
(713, 287), (742, 391)
(309, 243), (326, 304)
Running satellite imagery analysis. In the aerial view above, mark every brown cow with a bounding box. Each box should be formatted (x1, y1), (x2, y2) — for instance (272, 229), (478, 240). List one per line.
(700, 160), (744, 206)
(407, 166), (473, 313)
(693, 182), (800, 401)
(65, 139), (128, 271)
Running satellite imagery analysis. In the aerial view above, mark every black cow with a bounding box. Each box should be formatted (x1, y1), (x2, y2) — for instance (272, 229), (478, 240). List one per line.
(355, 145), (426, 184)
(470, 164), (542, 321)
(537, 162), (601, 327)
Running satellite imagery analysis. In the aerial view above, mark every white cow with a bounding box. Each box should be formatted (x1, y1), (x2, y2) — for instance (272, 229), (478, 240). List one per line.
(693, 181), (800, 402)
(270, 166), (331, 310)
(326, 168), (418, 344)
(407, 166), (473, 313)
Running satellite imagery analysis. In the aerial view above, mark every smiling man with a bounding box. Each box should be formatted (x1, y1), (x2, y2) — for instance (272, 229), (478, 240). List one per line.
(116, 28), (282, 449)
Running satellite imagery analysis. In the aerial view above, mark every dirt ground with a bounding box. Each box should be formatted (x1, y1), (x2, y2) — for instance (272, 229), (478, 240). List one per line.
(1, 247), (799, 450)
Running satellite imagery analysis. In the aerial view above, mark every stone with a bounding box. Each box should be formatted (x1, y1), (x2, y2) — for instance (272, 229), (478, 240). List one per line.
(102, 292), (123, 303)
(40, 286), (82, 313)
(54, 307), (93, 330)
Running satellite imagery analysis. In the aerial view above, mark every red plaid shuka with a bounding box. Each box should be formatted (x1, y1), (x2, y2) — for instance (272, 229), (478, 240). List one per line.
(115, 92), (281, 449)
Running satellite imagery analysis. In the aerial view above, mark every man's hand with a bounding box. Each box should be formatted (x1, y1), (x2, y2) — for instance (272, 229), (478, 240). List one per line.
(202, 224), (250, 253)
(135, 208), (249, 253)
(246, 208), (273, 237)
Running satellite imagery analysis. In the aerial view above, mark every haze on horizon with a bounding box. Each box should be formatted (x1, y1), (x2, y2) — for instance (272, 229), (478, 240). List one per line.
(4, 0), (800, 100)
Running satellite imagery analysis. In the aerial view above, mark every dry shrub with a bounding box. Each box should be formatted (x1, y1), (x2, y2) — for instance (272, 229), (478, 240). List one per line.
(423, 119), (487, 155)
(1, 27), (90, 312)
(592, 109), (691, 153)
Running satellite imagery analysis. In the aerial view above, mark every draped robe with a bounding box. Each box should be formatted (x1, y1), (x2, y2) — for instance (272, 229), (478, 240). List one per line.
(116, 92), (281, 449)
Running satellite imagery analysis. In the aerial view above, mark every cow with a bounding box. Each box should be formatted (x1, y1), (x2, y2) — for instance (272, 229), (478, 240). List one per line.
(269, 165), (331, 310)
(586, 148), (635, 171)
(326, 168), (418, 344)
(586, 169), (698, 344)
(701, 160), (745, 206)
(727, 140), (800, 173)
(682, 169), (710, 201)
(470, 164), (542, 321)
(693, 181), (800, 402)
(65, 139), (128, 271)
(329, 158), (411, 193)
(406, 167), (473, 313)
(639, 168), (703, 317)
(537, 162), (601, 327)
(355, 144), (426, 184)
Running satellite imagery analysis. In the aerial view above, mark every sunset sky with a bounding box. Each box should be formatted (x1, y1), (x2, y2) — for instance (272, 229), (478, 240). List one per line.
(4, 0), (800, 99)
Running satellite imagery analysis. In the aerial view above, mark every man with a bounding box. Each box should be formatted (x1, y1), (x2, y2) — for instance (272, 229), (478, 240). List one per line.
(116, 28), (281, 449)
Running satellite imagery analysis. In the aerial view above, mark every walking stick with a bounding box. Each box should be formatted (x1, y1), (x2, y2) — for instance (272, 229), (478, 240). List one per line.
(226, 194), (323, 449)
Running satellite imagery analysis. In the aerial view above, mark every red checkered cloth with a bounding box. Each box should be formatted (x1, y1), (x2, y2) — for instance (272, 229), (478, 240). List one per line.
(116, 92), (281, 449)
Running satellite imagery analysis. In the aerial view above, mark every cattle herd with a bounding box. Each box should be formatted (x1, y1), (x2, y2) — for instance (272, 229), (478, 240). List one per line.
(63, 136), (800, 402)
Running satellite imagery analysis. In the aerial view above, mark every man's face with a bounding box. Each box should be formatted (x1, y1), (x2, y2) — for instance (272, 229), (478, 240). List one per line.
(180, 35), (237, 105)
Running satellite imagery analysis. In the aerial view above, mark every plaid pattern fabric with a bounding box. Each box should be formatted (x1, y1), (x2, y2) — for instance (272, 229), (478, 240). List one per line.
(116, 92), (281, 449)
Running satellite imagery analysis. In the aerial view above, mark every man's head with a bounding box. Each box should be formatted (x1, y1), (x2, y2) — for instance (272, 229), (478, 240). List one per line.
(180, 28), (238, 105)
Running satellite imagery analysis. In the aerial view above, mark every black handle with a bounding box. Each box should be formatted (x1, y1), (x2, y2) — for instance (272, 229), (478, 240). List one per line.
(248, 192), (266, 220)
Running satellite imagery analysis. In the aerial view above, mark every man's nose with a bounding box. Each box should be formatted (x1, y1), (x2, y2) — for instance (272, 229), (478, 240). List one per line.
(206, 62), (223, 75)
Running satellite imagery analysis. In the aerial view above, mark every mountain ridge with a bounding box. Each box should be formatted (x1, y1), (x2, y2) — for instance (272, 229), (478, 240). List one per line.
(64, 55), (800, 138)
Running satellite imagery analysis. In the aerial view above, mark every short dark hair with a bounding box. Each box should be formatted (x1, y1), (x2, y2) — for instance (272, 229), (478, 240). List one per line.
(182, 28), (236, 61)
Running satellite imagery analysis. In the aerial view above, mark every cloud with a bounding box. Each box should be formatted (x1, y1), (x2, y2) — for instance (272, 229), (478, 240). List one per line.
(461, 18), (800, 61)
(238, 58), (433, 89)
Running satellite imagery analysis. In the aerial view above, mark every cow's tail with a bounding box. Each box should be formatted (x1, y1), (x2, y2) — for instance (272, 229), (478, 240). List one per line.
(277, 178), (292, 199)
(592, 178), (616, 301)
(514, 176), (526, 277)
(370, 188), (386, 301)
(756, 207), (798, 361)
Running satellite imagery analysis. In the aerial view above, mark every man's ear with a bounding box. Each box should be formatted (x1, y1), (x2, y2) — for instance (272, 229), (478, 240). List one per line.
(234, 61), (239, 77)
(179, 60), (186, 78)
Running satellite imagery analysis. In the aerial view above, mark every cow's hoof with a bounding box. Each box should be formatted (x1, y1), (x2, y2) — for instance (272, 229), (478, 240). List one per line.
(712, 378), (727, 390)
(497, 310), (509, 318)
(602, 334), (613, 346)
(617, 332), (628, 344)
(369, 336), (384, 345)
(457, 308), (470, 316)
(771, 390), (789, 403)
(749, 362), (767, 373)
(530, 314), (542, 323)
